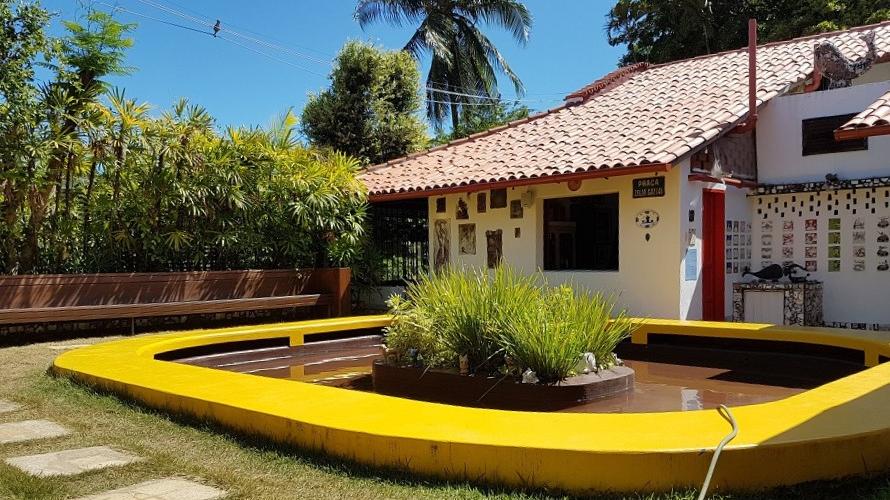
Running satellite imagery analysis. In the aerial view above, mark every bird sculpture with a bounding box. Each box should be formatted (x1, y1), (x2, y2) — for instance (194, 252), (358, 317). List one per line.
(743, 263), (810, 283)
(813, 31), (877, 89)
(743, 264), (783, 282)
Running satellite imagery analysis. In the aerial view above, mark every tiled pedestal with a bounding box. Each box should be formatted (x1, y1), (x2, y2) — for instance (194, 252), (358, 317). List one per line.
(732, 281), (823, 326)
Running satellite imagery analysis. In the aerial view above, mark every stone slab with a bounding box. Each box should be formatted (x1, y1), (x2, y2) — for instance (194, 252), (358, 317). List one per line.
(0, 399), (21, 414)
(76, 478), (226, 500)
(5, 446), (141, 477)
(47, 344), (91, 351)
(0, 419), (70, 444)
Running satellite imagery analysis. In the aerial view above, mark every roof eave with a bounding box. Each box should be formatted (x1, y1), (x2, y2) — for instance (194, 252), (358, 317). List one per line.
(367, 163), (673, 202)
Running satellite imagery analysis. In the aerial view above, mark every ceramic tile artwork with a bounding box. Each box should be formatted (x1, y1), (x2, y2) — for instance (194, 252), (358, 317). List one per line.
(805, 260), (817, 272)
(805, 219), (817, 231)
(762, 247), (773, 259)
(879, 232), (890, 243)
(879, 246), (889, 257)
(854, 246), (866, 258)
(783, 221), (793, 232)
(509, 199), (523, 219)
(829, 218), (841, 231)
(828, 246), (841, 259)
(456, 199), (469, 220)
(762, 234), (773, 246)
(805, 246), (817, 258)
(433, 219), (450, 271)
(762, 220), (773, 232)
(782, 233), (793, 246)
(853, 218), (865, 230)
(458, 224), (476, 255)
(829, 260), (841, 272)
(854, 260), (866, 271)
(782, 247), (794, 258)
(879, 260), (889, 271)
(880, 217), (890, 229)
(805, 233), (818, 245)
(476, 192), (487, 214)
(853, 231), (866, 244)
(828, 232), (841, 245)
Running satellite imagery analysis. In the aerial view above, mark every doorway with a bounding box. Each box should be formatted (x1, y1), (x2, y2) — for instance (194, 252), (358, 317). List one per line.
(702, 189), (725, 321)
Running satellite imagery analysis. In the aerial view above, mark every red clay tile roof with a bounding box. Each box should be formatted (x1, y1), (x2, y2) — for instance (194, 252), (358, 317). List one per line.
(835, 89), (890, 140)
(362, 22), (890, 199)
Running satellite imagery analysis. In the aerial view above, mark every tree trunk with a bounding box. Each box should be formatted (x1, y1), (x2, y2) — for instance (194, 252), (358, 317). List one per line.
(81, 156), (99, 268)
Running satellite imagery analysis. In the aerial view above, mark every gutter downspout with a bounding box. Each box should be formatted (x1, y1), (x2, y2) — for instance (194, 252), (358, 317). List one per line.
(731, 19), (759, 134)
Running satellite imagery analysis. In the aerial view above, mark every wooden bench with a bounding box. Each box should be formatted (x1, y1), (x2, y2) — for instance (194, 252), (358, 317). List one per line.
(0, 268), (350, 332)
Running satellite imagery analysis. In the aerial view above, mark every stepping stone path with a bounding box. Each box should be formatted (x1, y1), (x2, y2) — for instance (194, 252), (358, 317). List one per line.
(5, 445), (141, 477)
(0, 419), (70, 444)
(75, 478), (226, 500)
(0, 399), (21, 413)
(0, 399), (226, 497)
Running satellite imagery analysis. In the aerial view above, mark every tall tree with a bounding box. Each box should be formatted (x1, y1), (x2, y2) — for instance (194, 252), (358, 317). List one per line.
(301, 40), (427, 165)
(355, 0), (532, 131)
(607, 0), (890, 65)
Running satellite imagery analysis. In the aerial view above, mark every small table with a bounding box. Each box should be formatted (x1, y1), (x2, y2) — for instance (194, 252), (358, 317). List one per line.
(732, 281), (823, 326)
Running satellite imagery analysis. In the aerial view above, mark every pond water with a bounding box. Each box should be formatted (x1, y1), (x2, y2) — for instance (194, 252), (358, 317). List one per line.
(173, 334), (863, 413)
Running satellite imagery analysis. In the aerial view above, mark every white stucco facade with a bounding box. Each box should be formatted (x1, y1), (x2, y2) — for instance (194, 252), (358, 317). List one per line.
(399, 64), (890, 327)
(428, 166), (685, 319)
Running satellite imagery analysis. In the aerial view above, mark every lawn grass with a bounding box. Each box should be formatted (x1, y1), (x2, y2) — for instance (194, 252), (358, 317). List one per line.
(0, 334), (888, 499)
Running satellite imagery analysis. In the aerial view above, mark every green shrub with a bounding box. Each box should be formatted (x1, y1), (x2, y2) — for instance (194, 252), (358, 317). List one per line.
(497, 285), (635, 383)
(384, 266), (636, 382)
(385, 266), (539, 373)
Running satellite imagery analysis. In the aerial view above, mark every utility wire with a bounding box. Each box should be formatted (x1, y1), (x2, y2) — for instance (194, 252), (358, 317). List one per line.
(158, 0), (334, 59)
(97, 2), (212, 36)
(132, 0), (330, 65)
(98, 3), (328, 77)
(425, 85), (554, 104)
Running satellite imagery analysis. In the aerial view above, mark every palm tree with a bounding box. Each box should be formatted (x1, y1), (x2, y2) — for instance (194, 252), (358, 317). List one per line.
(355, 0), (532, 131)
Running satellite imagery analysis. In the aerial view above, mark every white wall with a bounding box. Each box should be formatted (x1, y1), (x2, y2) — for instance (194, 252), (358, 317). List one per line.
(428, 167), (684, 319)
(853, 62), (890, 86)
(750, 188), (890, 325)
(757, 80), (890, 185)
(678, 161), (752, 321)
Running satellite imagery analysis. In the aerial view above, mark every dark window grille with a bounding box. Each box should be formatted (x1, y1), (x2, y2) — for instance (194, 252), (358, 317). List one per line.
(369, 199), (429, 285)
(802, 114), (868, 156)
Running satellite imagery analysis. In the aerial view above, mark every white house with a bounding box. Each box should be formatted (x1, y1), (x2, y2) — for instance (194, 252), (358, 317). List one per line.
(361, 22), (890, 329)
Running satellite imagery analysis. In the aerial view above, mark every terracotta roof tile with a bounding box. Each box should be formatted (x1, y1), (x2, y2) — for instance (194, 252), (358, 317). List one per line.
(363, 22), (890, 198)
(835, 89), (890, 139)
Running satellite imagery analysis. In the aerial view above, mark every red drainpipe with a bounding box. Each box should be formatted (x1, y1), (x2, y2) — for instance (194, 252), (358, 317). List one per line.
(732, 19), (758, 134)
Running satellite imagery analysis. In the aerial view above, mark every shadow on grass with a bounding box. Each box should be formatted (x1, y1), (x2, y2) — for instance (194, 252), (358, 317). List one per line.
(38, 371), (890, 500)
(0, 463), (67, 500)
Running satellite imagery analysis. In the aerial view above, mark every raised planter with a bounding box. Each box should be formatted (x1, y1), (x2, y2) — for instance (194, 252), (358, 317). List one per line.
(372, 361), (634, 411)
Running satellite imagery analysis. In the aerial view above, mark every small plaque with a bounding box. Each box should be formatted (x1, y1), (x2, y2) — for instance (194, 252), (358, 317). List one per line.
(635, 210), (660, 228)
(632, 176), (665, 198)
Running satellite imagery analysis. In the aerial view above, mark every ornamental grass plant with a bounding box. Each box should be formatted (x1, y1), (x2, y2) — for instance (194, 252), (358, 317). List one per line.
(384, 266), (636, 382)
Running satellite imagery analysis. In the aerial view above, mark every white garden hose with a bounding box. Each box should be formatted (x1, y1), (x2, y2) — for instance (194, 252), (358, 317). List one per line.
(697, 404), (739, 500)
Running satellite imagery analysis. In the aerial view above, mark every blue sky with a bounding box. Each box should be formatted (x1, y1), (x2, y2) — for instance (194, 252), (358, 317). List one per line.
(40, 1), (626, 129)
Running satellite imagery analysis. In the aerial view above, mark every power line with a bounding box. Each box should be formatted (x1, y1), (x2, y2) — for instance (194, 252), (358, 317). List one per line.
(132, 0), (331, 66)
(425, 85), (554, 104)
(97, 2), (212, 36)
(97, 3), (328, 77)
(158, 0), (333, 59)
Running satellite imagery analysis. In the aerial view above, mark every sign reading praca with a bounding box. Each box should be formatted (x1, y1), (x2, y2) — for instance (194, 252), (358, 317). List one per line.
(632, 176), (666, 198)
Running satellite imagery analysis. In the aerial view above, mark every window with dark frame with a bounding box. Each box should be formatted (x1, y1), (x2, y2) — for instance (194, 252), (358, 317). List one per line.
(802, 114), (868, 156)
(543, 193), (619, 271)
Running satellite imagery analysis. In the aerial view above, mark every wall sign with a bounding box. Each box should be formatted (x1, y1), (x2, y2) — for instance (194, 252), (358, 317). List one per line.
(685, 248), (698, 281)
(633, 176), (666, 198)
(635, 210), (660, 229)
